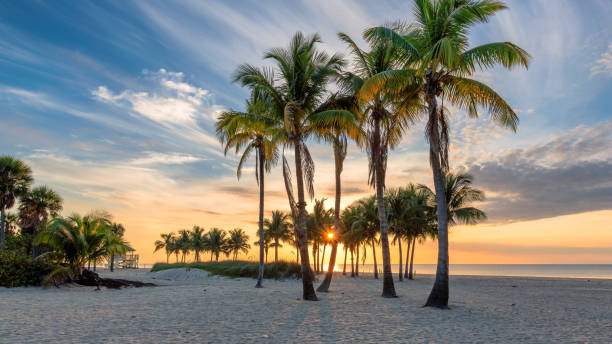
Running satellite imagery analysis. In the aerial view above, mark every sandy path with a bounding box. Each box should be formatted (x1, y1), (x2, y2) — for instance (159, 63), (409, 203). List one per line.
(1, 269), (611, 343)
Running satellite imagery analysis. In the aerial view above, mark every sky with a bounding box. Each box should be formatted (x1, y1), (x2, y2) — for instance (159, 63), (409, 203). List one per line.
(1, 0), (611, 265)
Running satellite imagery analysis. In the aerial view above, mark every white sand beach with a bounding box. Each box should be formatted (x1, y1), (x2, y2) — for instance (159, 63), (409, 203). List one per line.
(1, 270), (611, 343)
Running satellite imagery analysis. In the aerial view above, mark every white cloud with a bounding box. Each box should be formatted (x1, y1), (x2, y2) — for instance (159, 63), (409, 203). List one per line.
(92, 69), (226, 150)
(130, 152), (204, 165)
(591, 43), (612, 77)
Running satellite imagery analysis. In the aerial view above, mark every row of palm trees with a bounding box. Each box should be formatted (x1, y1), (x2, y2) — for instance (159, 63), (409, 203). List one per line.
(216, 0), (529, 306)
(255, 173), (484, 283)
(154, 227), (251, 263)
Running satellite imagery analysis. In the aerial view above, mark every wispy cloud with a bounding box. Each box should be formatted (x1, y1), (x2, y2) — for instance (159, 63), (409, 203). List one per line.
(591, 43), (612, 77)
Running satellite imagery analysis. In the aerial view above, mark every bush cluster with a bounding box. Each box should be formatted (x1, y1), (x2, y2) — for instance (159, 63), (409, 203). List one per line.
(0, 251), (53, 287)
(151, 260), (302, 279)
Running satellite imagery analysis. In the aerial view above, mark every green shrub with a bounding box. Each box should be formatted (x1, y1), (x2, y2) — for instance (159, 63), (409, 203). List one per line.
(151, 260), (302, 279)
(0, 251), (54, 287)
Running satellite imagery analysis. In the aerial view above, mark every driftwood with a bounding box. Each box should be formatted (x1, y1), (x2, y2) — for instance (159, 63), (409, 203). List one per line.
(75, 269), (156, 289)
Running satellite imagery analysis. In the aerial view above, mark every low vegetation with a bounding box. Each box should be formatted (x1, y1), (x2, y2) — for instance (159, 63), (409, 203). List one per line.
(151, 260), (302, 279)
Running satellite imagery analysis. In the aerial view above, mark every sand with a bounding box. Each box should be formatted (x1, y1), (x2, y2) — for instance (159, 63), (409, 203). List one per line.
(1, 269), (611, 343)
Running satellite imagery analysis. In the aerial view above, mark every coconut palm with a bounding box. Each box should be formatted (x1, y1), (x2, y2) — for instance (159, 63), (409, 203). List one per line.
(108, 222), (125, 272)
(263, 211), (292, 264)
(0, 156), (33, 252)
(18, 186), (63, 257)
(177, 229), (191, 263)
(190, 226), (208, 262)
(207, 228), (228, 262)
(253, 230), (272, 264)
(313, 93), (361, 292)
(352, 196), (382, 279)
(226, 228), (251, 260)
(309, 198), (333, 273)
(154, 232), (175, 264)
(36, 212), (128, 279)
(216, 96), (279, 288)
(233, 32), (354, 300)
(339, 205), (360, 277)
(339, 32), (423, 297)
(365, 0), (529, 307)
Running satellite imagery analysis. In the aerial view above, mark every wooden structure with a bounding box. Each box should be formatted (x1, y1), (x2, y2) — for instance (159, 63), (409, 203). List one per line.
(117, 248), (139, 269)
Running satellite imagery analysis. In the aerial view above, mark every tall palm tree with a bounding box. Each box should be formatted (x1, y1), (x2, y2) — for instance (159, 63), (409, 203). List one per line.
(233, 32), (353, 301)
(0, 156), (33, 251)
(314, 93), (361, 292)
(217, 96), (279, 288)
(226, 228), (251, 260)
(190, 226), (207, 262)
(365, 0), (529, 308)
(207, 228), (228, 262)
(340, 32), (422, 297)
(154, 232), (175, 264)
(18, 186), (63, 257)
(263, 211), (292, 264)
(108, 222), (125, 272)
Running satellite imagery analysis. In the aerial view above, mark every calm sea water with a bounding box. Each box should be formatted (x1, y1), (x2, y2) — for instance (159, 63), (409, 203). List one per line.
(353, 264), (612, 279)
(119, 263), (612, 279)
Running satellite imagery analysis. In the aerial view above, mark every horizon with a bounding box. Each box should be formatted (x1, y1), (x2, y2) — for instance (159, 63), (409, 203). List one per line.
(1, 0), (611, 265)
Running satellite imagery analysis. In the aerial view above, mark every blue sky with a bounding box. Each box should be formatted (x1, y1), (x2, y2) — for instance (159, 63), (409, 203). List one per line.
(1, 1), (611, 263)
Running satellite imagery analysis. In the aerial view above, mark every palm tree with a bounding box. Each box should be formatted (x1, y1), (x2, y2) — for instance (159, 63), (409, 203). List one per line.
(0, 156), (33, 252)
(177, 229), (191, 263)
(108, 222), (125, 272)
(190, 226), (207, 262)
(309, 199), (333, 273)
(154, 232), (175, 264)
(36, 212), (128, 279)
(233, 32), (353, 301)
(339, 205), (360, 277)
(340, 32), (423, 297)
(18, 186), (63, 257)
(263, 210), (293, 264)
(216, 96), (279, 288)
(253, 230), (272, 264)
(314, 93), (361, 292)
(207, 228), (228, 262)
(365, 0), (529, 307)
(353, 196), (381, 279)
(226, 228), (251, 260)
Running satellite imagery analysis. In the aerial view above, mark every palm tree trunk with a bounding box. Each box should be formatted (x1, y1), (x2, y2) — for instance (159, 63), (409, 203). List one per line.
(424, 81), (450, 308)
(371, 238), (378, 279)
(355, 245), (359, 276)
(274, 238), (279, 264)
(321, 243), (326, 271)
(404, 237), (411, 278)
(166, 253), (170, 264)
(398, 236), (403, 281)
(350, 247), (355, 277)
(0, 208), (5, 252)
(110, 254), (115, 272)
(409, 237), (416, 280)
(256, 145), (265, 288)
(373, 112), (396, 297)
(342, 246), (347, 275)
(294, 141), (317, 300)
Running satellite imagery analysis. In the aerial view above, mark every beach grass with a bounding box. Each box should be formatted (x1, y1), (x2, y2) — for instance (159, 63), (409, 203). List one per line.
(150, 260), (302, 279)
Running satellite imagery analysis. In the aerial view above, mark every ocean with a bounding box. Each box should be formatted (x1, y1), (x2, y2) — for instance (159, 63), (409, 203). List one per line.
(351, 264), (612, 279)
(127, 263), (612, 279)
